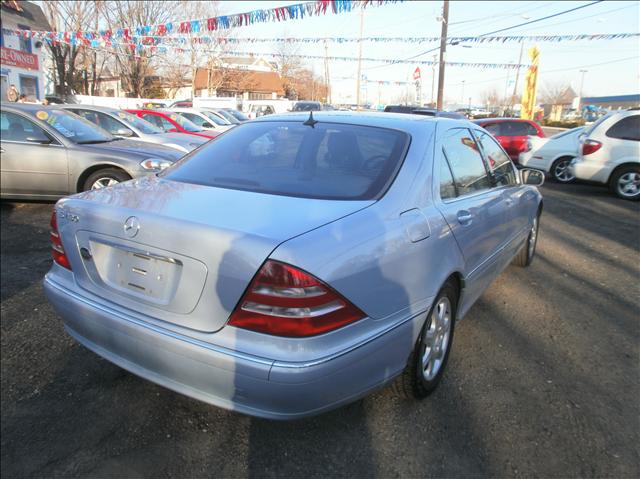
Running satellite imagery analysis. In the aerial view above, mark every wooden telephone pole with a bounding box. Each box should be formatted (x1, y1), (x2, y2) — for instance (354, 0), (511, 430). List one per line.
(436, 0), (449, 111)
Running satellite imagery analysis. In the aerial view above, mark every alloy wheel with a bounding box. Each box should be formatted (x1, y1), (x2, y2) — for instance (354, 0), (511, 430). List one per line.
(91, 177), (120, 190)
(616, 172), (640, 198)
(421, 297), (452, 381)
(553, 158), (575, 182)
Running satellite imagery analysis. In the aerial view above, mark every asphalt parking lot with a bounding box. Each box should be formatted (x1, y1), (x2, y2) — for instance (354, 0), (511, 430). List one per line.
(1, 181), (639, 479)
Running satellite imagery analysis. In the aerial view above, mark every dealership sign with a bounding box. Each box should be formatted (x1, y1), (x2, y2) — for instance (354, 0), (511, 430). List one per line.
(1, 47), (39, 71)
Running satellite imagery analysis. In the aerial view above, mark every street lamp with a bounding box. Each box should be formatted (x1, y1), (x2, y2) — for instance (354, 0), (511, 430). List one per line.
(461, 80), (465, 106)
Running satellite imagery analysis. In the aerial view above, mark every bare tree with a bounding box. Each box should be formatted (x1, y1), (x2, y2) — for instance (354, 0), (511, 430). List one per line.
(273, 32), (303, 99)
(42, 1), (94, 95)
(102, 1), (181, 97)
(480, 87), (502, 108)
(540, 81), (573, 105)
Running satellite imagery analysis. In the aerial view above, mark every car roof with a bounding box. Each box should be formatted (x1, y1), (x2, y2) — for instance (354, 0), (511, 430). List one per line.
(253, 110), (472, 133)
(472, 118), (534, 124)
(59, 104), (120, 114)
(1, 102), (65, 113)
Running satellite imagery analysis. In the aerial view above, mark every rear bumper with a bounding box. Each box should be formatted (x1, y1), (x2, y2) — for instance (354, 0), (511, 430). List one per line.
(44, 275), (415, 420)
(569, 159), (610, 184)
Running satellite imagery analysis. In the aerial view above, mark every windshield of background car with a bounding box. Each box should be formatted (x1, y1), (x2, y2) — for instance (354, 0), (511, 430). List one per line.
(162, 121), (410, 200)
(116, 110), (163, 134)
(34, 109), (113, 144)
(551, 126), (584, 140)
(226, 109), (249, 121)
(169, 113), (202, 132)
(212, 109), (239, 124)
(293, 102), (321, 111)
(201, 111), (231, 126)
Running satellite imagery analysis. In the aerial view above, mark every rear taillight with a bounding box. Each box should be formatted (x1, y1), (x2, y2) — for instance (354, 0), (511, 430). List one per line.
(228, 260), (365, 337)
(582, 139), (602, 156)
(50, 211), (71, 270)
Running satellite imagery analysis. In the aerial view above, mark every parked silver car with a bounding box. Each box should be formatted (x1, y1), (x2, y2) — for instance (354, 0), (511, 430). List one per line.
(59, 105), (208, 153)
(1, 103), (183, 200)
(44, 112), (544, 419)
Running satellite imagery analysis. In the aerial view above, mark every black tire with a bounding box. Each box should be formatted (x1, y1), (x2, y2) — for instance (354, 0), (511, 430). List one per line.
(550, 156), (575, 183)
(82, 168), (131, 192)
(609, 165), (640, 201)
(513, 213), (540, 267)
(393, 280), (458, 399)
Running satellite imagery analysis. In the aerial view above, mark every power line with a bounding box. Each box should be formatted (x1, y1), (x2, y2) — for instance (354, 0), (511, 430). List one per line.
(363, 0), (606, 72)
(506, 3), (638, 33)
(478, 0), (603, 37)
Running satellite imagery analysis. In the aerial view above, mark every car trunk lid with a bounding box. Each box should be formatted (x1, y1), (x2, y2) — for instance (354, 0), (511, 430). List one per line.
(57, 176), (373, 333)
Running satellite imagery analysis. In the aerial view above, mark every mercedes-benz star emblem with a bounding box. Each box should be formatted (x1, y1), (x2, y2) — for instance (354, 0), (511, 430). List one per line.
(123, 216), (140, 238)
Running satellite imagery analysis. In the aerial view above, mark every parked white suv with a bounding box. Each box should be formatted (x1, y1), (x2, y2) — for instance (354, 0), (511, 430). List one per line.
(569, 110), (640, 200)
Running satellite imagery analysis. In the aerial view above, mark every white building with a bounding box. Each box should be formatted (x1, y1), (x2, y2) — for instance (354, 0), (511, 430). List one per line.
(1, 0), (51, 101)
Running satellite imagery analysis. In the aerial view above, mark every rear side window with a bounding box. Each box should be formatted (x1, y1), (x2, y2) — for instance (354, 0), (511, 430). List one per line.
(475, 131), (519, 186)
(76, 110), (124, 134)
(484, 123), (501, 135)
(606, 116), (640, 141)
(441, 128), (491, 196)
(163, 121), (410, 200)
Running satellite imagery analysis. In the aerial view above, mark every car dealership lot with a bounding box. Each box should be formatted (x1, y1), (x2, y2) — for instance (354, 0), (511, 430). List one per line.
(1, 183), (638, 478)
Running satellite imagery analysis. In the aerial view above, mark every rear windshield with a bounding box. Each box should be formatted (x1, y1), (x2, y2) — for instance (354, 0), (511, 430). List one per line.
(162, 121), (410, 200)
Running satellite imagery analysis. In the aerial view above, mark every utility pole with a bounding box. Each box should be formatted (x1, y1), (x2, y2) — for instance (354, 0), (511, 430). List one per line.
(355, 8), (364, 111)
(436, 0), (449, 111)
(511, 41), (525, 109)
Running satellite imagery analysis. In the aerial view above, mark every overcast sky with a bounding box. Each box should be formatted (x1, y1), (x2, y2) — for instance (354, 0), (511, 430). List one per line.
(217, 0), (640, 105)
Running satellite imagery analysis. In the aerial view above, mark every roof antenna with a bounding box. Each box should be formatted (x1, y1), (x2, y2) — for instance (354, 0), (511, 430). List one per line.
(303, 111), (318, 128)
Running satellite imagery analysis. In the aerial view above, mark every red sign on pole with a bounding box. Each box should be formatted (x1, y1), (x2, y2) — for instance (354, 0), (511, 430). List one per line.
(413, 67), (421, 81)
(1, 47), (39, 71)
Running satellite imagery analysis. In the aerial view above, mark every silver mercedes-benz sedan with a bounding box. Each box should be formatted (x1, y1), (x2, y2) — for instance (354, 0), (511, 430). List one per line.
(1, 103), (183, 200)
(44, 112), (544, 419)
(59, 105), (209, 153)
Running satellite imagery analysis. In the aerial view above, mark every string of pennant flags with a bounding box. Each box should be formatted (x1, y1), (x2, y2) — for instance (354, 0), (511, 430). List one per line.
(33, 35), (532, 71)
(3, 26), (637, 50)
(3, 0), (401, 40)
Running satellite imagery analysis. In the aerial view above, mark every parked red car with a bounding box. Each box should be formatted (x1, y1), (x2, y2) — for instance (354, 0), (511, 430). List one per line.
(125, 109), (218, 139)
(473, 118), (545, 164)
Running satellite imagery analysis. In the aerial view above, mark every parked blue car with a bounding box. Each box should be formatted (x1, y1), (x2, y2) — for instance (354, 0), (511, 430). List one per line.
(44, 112), (544, 419)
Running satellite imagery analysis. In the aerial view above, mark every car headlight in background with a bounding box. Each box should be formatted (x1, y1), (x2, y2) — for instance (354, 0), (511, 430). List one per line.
(140, 158), (173, 170)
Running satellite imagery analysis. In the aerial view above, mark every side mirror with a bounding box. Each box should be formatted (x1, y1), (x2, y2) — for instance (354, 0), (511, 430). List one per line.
(114, 127), (133, 137)
(25, 133), (52, 145)
(202, 121), (213, 128)
(521, 168), (545, 186)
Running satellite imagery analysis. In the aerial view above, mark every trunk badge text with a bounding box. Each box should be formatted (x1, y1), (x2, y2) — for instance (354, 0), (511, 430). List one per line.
(123, 216), (140, 238)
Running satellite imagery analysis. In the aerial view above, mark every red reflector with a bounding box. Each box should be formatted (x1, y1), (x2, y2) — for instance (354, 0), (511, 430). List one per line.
(582, 139), (602, 156)
(228, 260), (365, 337)
(50, 210), (71, 270)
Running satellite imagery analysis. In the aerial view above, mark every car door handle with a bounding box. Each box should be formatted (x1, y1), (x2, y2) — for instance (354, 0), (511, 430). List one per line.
(457, 210), (473, 225)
